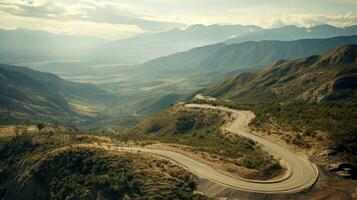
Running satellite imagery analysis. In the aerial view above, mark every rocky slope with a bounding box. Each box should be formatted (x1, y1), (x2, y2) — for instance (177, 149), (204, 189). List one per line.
(202, 44), (357, 102)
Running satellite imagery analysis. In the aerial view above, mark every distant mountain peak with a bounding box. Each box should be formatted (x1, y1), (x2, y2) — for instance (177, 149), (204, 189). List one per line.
(184, 24), (253, 32)
(311, 24), (338, 29)
(280, 25), (301, 29)
(186, 24), (207, 31)
(225, 24), (357, 44)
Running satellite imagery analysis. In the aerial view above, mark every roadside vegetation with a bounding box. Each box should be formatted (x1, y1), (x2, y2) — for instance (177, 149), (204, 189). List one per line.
(220, 100), (357, 165)
(129, 105), (282, 178)
(0, 132), (206, 200)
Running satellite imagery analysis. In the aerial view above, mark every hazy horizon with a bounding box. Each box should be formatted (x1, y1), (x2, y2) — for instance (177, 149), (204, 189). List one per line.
(1, 0), (357, 40)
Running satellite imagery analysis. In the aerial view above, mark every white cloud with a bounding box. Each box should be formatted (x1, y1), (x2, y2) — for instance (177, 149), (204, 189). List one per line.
(0, 0), (185, 31)
(264, 12), (357, 28)
(0, 10), (142, 40)
(0, 0), (67, 18)
(0, 0), (356, 39)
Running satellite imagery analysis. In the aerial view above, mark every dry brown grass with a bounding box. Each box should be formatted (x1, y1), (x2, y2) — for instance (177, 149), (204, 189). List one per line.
(0, 125), (39, 138)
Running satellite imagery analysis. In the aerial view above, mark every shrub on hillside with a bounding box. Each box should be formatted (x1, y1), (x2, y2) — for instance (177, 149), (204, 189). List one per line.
(175, 115), (195, 133)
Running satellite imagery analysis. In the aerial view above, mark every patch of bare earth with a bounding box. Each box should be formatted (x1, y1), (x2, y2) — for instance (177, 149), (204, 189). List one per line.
(251, 121), (357, 200)
(297, 175), (357, 200)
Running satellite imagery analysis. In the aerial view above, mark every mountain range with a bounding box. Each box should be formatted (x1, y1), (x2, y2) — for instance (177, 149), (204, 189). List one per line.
(2, 24), (357, 66)
(2, 25), (357, 128)
(92, 24), (261, 62)
(225, 24), (357, 44)
(99, 35), (357, 119)
(138, 35), (357, 76)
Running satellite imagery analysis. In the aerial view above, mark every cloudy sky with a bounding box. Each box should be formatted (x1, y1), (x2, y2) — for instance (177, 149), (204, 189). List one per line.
(0, 0), (357, 40)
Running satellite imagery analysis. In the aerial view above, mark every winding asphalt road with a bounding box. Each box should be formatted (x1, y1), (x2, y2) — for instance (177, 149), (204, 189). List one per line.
(106, 103), (319, 194)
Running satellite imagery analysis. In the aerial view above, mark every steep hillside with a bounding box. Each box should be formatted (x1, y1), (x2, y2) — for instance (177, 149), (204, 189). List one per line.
(225, 24), (357, 44)
(141, 43), (226, 72)
(139, 35), (357, 76)
(201, 45), (357, 165)
(202, 44), (357, 102)
(0, 64), (117, 125)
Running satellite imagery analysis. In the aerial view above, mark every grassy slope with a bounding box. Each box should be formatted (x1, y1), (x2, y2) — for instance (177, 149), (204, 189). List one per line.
(130, 105), (281, 177)
(252, 102), (357, 162)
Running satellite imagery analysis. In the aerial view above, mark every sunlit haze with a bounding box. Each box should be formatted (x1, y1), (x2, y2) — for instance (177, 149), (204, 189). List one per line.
(1, 0), (357, 40)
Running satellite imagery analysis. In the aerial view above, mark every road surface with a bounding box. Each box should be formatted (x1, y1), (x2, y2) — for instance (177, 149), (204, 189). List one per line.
(105, 103), (319, 194)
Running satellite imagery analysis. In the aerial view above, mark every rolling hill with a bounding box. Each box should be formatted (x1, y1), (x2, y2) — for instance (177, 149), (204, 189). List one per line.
(0, 64), (118, 125)
(202, 44), (357, 102)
